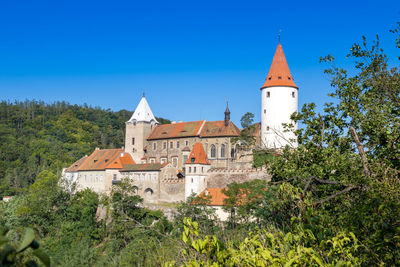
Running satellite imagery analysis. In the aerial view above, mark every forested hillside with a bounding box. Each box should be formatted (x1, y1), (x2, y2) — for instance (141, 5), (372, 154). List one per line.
(0, 100), (169, 196)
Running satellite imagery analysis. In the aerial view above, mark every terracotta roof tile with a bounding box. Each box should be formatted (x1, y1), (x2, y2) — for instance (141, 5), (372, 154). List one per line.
(66, 149), (135, 171)
(198, 188), (228, 206)
(147, 121), (205, 140)
(200, 121), (240, 137)
(261, 43), (298, 89)
(65, 155), (88, 172)
(186, 143), (210, 165)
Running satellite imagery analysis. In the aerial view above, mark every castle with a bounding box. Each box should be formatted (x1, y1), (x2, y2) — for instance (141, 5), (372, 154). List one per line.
(63, 43), (298, 204)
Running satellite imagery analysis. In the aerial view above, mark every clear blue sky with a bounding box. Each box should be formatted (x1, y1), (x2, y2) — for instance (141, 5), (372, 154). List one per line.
(0, 0), (399, 126)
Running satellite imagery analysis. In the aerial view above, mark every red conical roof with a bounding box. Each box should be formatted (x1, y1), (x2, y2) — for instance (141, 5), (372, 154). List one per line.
(186, 143), (210, 165)
(261, 43), (298, 89)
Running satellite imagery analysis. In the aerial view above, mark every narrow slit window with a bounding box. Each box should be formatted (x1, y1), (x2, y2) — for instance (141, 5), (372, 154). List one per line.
(292, 91), (295, 98)
(266, 91), (270, 98)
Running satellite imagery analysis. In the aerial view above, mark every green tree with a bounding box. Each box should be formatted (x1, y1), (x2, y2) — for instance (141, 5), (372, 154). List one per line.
(240, 112), (254, 129)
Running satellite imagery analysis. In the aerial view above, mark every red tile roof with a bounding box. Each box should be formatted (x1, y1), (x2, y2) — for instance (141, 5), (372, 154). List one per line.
(186, 143), (210, 165)
(199, 121), (240, 137)
(198, 188), (228, 206)
(261, 43), (298, 89)
(66, 149), (135, 171)
(147, 121), (205, 140)
(147, 120), (240, 140)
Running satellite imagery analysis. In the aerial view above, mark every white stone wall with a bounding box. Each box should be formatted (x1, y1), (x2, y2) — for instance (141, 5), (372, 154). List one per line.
(185, 164), (210, 199)
(121, 170), (160, 203)
(261, 86), (298, 149)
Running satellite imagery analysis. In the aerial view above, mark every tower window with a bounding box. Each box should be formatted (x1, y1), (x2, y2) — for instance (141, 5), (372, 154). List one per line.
(132, 138), (135, 145)
(266, 126), (270, 131)
(185, 140), (189, 146)
(292, 91), (295, 98)
(264, 109), (266, 114)
(266, 91), (270, 97)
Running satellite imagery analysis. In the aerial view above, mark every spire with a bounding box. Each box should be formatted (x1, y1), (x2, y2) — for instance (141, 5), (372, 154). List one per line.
(127, 95), (158, 123)
(224, 98), (230, 126)
(261, 43), (298, 89)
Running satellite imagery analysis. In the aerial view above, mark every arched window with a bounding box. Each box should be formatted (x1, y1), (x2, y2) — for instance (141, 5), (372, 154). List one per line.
(210, 145), (216, 158)
(220, 144), (226, 158)
(144, 188), (154, 196)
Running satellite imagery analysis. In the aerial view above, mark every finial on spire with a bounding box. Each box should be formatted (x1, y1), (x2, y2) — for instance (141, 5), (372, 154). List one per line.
(278, 29), (282, 43)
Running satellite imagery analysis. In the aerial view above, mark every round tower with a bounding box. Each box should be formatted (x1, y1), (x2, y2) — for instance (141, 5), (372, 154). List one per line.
(261, 43), (298, 149)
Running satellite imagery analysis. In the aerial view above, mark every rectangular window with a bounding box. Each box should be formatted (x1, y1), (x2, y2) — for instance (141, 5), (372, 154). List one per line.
(177, 141), (180, 148)
(292, 91), (295, 98)
(185, 141), (189, 146)
(172, 157), (178, 167)
(113, 174), (117, 180)
(153, 142), (156, 150)
(161, 157), (167, 164)
(150, 158), (155, 163)
(183, 155), (188, 165)
(267, 91), (270, 98)
(194, 167), (196, 173)
(170, 142), (173, 149)
(163, 142), (167, 149)
(189, 167), (191, 173)
(132, 138), (135, 145)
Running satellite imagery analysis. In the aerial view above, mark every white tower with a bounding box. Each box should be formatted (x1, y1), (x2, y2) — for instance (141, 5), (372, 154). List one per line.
(125, 95), (158, 163)
(184, 143), (211, 200)
(261, 43), (298, 149)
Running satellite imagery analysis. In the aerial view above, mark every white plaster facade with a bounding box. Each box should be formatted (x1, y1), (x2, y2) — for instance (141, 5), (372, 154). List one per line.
(261, 86), (298, 148)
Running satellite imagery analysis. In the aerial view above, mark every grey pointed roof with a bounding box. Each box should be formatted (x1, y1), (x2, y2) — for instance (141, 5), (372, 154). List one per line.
(127, 96), (158, 123)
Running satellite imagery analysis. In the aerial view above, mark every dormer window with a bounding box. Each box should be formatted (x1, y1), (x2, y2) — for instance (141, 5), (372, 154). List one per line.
(278, 76), (282, 80)
(191, 158), (195, 163)
(94, 160), (98, 163)
(268, 77), (272, 80)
